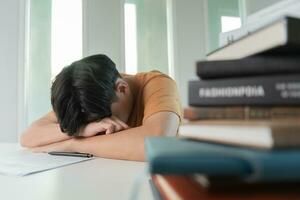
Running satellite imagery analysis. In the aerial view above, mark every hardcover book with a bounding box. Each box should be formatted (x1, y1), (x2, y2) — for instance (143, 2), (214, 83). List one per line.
(183, 106), (300, 120)
(145, 137), (300, 182)
(151, 174), (300, 200)
(196, 56), (300, 79)
(151, 175), (205, 200)
(178, 119), (300, 149)
(206, 16), (300, 61)
(145, 137), (251, 176)
(188, 74), (300, 106)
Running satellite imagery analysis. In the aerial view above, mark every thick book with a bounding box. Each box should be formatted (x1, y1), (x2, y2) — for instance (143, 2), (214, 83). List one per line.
(145, 137), (300, 182)
(188, 74), (300, 106)
(184, 106), (300, 120)
(196, 56), (300, 79)
(152, 174), (300, 200)
(207, 16), (300, 61)
(192, 174), (300, 191)
(151, 175), (205, 200)
(178, 119), (300, 149)
(145, 137), (251, 176)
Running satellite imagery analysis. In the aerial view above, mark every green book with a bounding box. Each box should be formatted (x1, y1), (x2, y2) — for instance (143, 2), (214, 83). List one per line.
(145, 137), (300, 182)
(145, 137), (251, 177)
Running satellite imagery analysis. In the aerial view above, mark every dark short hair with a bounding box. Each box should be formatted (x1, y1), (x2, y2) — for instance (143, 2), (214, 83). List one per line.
(51, 54), (120, 136)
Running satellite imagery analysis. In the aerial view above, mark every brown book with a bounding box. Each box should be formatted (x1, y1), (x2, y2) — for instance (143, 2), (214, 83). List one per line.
(151, 174), (300, 200)
(193, 174), (300, 191)
(179, 119), (300, 149)
(151, 175), (205, 200)
(184, 106), (300, 121)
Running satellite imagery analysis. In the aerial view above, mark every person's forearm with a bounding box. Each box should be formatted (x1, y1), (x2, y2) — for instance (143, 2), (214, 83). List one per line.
(21, 121), (71, 148)
(29, 112), (180, 160)
(71, 125), (161, 161)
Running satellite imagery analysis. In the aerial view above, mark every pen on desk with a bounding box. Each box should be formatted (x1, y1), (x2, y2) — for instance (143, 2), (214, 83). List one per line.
(48, 151), (94, 158)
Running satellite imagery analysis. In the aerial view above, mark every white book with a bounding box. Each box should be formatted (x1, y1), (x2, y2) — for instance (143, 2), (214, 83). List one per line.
(219, 0), (300, 47)
(178, 120), (300, 149)
(208, 16), (300, 61)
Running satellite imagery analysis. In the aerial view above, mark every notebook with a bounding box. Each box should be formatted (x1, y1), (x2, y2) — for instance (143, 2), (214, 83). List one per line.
(0, 146), (93, 176)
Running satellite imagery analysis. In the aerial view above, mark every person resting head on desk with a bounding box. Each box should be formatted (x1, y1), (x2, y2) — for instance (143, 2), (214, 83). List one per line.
(20, 54), (182, 161)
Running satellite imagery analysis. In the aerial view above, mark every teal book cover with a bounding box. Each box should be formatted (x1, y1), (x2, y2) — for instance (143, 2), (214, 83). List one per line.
(145, 137), (300, 182)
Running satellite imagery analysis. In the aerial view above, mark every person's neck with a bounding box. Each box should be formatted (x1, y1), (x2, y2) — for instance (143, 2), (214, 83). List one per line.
(121, 76), (136, 123)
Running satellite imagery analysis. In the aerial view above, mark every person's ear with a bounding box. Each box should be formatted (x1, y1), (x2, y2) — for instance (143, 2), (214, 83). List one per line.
(115, 79), (128, 94)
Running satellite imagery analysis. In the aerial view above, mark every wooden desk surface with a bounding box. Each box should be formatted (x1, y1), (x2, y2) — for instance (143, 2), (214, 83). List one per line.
(0, 143), (153, 200)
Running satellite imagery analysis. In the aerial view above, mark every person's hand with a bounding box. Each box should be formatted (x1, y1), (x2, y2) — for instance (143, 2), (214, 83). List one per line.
(80, 116), (129, 137)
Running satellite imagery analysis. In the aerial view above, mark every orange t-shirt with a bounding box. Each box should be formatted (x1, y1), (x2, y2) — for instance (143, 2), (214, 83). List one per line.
(123, 71), (182, 127)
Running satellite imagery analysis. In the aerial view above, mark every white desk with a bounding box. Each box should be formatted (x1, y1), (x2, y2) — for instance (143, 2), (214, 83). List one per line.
(0, 143), (153, 200)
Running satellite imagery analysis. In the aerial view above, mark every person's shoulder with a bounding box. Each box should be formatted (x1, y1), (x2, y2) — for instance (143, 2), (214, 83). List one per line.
(143, 70), (170, 78)
(135, 70), (173, 84)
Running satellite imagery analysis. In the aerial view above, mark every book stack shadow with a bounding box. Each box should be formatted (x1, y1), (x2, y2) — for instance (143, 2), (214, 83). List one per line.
(145, 16), (300, 200)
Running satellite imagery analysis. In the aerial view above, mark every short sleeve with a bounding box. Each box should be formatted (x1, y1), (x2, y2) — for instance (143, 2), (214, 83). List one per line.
(142, 75), (182, 123)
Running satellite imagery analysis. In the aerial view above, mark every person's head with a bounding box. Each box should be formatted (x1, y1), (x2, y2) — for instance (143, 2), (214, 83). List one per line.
(51, 54), (133, 136)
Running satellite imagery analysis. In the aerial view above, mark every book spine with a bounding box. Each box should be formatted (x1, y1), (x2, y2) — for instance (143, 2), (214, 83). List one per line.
(248, 107), (300, 119)
(184, 107), (245, 120)
(196, 56), (300, 79)
(184, 107), (300, 120)
(189, 74), (300, 106)
(272, 125), (300, 148)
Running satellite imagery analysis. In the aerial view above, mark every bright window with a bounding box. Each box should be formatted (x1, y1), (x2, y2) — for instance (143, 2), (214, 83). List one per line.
(221, 16), (241, 33)
(124, 3), (138, 74)
(51, 0), (82, 78)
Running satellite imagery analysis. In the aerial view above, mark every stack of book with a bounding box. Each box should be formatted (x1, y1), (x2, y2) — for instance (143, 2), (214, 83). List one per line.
(145, 16), (300, 200)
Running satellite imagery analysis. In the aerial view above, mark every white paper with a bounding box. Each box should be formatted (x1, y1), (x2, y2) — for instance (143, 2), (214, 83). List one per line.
(0, 148), (92, 177)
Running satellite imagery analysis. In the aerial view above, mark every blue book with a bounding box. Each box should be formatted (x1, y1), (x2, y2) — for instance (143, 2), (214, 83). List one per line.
(145, 137), (300, 182)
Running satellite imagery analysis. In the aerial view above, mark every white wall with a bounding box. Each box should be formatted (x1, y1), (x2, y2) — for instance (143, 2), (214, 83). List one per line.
(172, 0), (207, 107)
(83, 0), (125, 72)
(0, 0), (22, 142)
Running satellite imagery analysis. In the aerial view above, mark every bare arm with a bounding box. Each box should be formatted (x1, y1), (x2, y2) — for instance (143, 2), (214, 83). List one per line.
(20, 111), (72, 148)
(21, 111), (129, 148)
(31, 111), (180, 161)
